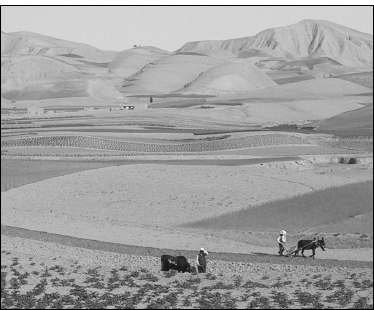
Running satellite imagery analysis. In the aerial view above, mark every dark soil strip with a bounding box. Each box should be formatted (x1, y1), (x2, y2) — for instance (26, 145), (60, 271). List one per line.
(1, 226), (372, 269)
(2, 127), (265, 135)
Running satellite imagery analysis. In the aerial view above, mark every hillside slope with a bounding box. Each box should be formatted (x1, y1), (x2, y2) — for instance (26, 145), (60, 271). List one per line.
(108, 46), (170, 79)
(1, 31), (117, 62)
(120, 53), (224, 94)
(1, 55), (123, 101)
(177, 20), (373, 67)
(175, 60), (277, 95)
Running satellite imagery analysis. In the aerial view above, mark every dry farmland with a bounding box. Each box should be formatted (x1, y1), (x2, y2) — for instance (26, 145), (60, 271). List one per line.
(0, 133), (310, 153)
(1, 235), (373, 309)
(1, 109), (373, 309)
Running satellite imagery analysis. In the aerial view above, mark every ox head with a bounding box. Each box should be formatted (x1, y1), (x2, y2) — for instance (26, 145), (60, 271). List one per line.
(190, 266), (197, 274)
(185, 263), (197, 274)
(317, 237), (326, 251)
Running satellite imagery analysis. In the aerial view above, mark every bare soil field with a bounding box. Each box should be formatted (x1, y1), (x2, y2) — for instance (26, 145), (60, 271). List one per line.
(1, 235), (373, 309)
(333, 71), (373, 89)
(201, 145), (357, 156)
(1, 19), (374, 308)
(1, 160), (372, 257)
(1, 92), (373, 308)
(1, 157), (301, 192)
(186, 180), (373, 237)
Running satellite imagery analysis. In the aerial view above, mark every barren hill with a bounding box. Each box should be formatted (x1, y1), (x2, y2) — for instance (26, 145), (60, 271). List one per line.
(174, 60), (277, 95)
(108, 46), (170, 79)
(177, 20), (373, 67)
(1, 31), (117, 62)
(120, 53), (225, 94)
(1, 55), (123, 101)
(1, 20), (373, 104)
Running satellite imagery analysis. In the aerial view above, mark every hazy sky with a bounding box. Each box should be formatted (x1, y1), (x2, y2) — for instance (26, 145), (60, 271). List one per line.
(1, 6), (373, 52)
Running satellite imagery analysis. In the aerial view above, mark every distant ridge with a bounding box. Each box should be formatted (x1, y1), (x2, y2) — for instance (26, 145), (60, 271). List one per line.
(177, 20), (373, 67)
(1, 31), (117, 62)
(1, 19), (373, 102)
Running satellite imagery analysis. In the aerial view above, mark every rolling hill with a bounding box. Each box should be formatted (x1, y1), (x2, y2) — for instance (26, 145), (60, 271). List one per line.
(1, 54), (123, 101)
(1, 31), (117, 62)
(1, 19), (372, 105)
(119, 53), (225, 94)
(108, 46), (170, 79)
(174, 60), (277, 95)
(177, 19), (373, 67)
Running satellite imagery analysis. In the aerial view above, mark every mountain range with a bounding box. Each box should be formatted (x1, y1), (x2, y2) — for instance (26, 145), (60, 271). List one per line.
(1, 19), (373, 103)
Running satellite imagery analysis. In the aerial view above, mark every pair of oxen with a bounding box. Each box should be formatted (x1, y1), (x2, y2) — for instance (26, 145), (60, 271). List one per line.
(161, 255), (197, 274)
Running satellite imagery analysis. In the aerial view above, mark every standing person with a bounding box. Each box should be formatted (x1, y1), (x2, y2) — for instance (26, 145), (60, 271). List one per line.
(277, 230), (287, 255)
(196, 248), (208, 273)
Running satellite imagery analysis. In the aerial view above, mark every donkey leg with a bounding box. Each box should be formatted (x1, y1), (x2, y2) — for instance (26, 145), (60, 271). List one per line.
(311, 249), (316, 259)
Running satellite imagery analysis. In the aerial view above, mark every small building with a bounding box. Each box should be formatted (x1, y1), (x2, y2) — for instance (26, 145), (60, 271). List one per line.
(84, 107), (96, 111)
(27, 105), (44, 115)
(120, 105), (135, 110)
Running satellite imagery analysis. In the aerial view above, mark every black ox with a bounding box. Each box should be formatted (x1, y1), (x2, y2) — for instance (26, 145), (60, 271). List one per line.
(161, 255), (196, 273)
(294, 237), (326, 259)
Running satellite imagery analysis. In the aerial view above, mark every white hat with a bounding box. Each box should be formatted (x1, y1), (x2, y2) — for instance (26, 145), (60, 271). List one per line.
(200, 248), (205, 251)
(280, 230), (286, 235)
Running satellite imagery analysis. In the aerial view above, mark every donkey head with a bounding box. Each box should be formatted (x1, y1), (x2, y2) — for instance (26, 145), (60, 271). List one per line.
(317, 237), (326, 251)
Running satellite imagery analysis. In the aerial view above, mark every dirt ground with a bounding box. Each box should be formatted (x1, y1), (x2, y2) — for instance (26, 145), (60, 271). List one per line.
(2, 227), (372, 269)
(1, 234), (373, 309)
(1, 104), (373, 308)
(1, 158), (372, 262)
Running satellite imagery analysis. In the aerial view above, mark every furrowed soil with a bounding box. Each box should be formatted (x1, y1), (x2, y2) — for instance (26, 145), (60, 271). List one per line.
(1, 234), (373, 309)
(1, 108), (373, 308)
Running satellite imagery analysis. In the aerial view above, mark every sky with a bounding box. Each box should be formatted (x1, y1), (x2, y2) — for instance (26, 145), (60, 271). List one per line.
(1, 6), (373, 52)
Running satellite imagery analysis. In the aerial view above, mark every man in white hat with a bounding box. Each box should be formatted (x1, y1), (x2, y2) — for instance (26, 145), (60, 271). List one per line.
(196, 248), (209, 273)
(277, 230), (287, 255)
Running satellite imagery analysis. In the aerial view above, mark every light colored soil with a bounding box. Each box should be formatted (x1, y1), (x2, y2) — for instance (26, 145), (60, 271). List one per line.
(1, 235), (373, 309)
(200, 145), (357, 156)
(2, 161), (372, 261)
(0, 156), (300, 192)
(2, 146), (128, 154)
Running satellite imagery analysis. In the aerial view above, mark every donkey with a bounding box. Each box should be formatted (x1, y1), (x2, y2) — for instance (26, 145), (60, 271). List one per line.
(294, 237), (326, 259)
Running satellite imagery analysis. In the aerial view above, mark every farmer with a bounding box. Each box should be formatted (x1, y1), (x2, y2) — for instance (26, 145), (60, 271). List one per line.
(196, 248), (209, 273)
(277, 230), (287, 255)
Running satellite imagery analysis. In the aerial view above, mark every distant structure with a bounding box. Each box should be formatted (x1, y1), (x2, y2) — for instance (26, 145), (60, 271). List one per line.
(120, 105), (135, 110)
(84, 107), (96, 111)
(27, 105), (44, 115)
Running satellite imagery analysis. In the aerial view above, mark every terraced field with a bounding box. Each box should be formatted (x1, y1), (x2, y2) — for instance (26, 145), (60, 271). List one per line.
(1, 133), (310, 153)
